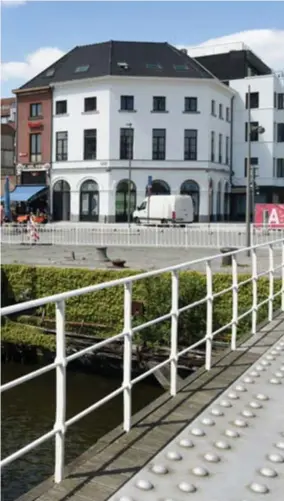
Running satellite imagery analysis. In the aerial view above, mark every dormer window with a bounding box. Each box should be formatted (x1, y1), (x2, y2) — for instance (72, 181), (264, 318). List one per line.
(45, 68), (55, 77)
(75, 65), (90, 73)
(146, 63), (162, 70)
(173, 64), (189, 71)
(117, 62), (129, 70)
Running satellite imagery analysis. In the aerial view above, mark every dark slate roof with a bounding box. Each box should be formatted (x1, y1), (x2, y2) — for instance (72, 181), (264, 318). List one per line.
(18, 41), (215, 90)
(195, 50), (271, 82)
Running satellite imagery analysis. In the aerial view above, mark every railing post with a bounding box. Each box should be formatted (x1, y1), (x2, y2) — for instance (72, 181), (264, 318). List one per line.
(282, 240), (284, 312)
(231, 254), (238, 350)
(170, 270), (179, 396)
(54, 300), (66, 484)
(123, 282), (132, 432)
(268, 244), (274, 321)
(205, 260), (213, 370)
(251, 247), (258, 334)
(251, 223), (254, 247)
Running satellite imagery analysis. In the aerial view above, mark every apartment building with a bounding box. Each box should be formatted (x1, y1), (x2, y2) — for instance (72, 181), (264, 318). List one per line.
(0, 123), (16, 197)
(191, 42), (284, 220)
(1, 98), (16, 124)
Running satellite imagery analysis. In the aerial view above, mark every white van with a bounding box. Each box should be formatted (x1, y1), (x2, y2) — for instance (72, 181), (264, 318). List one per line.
(133, 195), (194, 225)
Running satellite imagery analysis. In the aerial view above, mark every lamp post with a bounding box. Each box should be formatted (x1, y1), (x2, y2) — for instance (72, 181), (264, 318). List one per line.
(126, 122), (133, 227)
(245, 85), (265, 256)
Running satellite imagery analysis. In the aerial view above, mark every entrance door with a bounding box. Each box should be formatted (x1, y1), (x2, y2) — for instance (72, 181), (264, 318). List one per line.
(52, 180), (70, 221)
(79, 180), (99, 222)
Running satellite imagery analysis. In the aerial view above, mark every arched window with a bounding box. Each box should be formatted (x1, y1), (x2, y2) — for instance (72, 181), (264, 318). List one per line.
(145, 179), (170, 196)
(180, 180), (200, 221)
(52, 180), (70, 221)
(80, 180), (99, 222)
(115, 179), (137, 222)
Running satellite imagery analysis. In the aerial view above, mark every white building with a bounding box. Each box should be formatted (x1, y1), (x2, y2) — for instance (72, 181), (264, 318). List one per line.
(51, 73), (233, 222)
(190, 42), (284, 220)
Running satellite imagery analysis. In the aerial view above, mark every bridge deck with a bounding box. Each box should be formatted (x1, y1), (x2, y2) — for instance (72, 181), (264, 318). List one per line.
(17, 314), (284, 501)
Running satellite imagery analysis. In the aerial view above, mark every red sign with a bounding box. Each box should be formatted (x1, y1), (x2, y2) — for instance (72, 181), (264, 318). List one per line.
(255, 204), (284, 228)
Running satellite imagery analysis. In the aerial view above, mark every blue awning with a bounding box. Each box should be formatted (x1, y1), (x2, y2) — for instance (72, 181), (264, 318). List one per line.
(0, 185), (47, 203)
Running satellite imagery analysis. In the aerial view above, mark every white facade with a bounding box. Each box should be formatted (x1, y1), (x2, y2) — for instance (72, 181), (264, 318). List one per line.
(230, 73), (284, 190)
(51, 76), (233, 222)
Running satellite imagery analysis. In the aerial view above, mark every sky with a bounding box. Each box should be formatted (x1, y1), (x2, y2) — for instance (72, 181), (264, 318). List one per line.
(1, 0), (284, 97)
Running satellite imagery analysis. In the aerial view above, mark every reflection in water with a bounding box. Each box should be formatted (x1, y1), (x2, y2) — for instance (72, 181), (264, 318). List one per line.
(1, 363), (163, 501)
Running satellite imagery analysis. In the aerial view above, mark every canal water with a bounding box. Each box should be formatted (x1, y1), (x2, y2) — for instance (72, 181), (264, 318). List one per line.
(1, 362), (163, 501)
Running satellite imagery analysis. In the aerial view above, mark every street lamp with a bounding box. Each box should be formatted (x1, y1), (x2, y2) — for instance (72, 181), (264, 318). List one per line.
(245, 85), (265, 256)
(126, 122), (133, 227)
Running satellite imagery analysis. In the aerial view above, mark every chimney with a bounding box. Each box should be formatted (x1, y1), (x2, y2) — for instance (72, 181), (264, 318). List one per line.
(180, 48), (188, 55)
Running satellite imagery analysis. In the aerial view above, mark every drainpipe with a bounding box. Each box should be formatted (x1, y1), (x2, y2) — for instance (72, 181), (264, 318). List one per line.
(229, 94), (235, 219)
(49, 87), (53, 221)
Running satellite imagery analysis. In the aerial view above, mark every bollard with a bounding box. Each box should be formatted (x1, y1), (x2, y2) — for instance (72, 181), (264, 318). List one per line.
(220, 247), (237, 267)
(95, 247), (110, 262)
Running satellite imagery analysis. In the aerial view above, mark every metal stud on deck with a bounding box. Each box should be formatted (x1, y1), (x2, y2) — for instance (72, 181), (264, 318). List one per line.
(110, 336), (284, 501)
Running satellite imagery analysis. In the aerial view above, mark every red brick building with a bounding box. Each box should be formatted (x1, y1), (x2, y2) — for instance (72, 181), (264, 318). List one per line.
(14, 87), (52, 186)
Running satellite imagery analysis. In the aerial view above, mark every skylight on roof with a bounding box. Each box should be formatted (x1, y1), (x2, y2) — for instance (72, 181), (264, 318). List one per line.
(146, 63), (162, 70)
(74, 65), (90, 74)
(173, 64), (189, 71)
(45, 68), (55, 77)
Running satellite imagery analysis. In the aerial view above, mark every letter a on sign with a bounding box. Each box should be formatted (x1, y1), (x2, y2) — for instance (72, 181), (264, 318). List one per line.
(268, 208), (279, 225)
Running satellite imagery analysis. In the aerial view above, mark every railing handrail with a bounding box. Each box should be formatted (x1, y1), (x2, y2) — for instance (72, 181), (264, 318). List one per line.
(1, 238), (284, 484)
(1, 237), (283, 317)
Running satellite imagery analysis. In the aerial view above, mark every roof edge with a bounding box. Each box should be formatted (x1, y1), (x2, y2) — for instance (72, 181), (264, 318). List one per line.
(13, 86), (51, 95)
(48, 74), (235, 92)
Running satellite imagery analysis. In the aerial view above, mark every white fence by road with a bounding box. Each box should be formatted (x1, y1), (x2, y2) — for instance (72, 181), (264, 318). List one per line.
(1, 223), (284, 248)
(1, 239), (284, 484)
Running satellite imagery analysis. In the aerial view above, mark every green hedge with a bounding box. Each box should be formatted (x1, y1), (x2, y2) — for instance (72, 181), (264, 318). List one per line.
(2, 320), (56, 350)
(1, 264), (281, 349)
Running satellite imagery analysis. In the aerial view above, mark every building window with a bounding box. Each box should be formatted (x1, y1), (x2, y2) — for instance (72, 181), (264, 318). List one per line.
(120, 127), (134, 160)
(278, 93), (284, 110)
(277, 123), (284, 142)
(75, 65), (90, 74)
(153, 96), (166, 112)
(120, 95), (134, 111)
(84, 97), (97, 112)
(244, 157), (258, 177)
(211, 100), (216, 116)
(219, 103), (223, 119)
(30, 133), (41, 163)
(184, 129), (197, 160)
(30, 103), (42, 118)
(56, 131), (68, 161)
(245, 92), (259, 109)
(274, 92), (277, 108)
(226, 107), (230, 122)
(55, 100), (67, 115)
(276, 158), (284, 177)
(184, 97), (197, 112)
(84, 129), (97, 160)
(152, 129), (166, 160)
(225, 136), (229, 165)
(211, 131), (215, 162)
(218, 133), (222, 163)
(245, 121), (259, 141)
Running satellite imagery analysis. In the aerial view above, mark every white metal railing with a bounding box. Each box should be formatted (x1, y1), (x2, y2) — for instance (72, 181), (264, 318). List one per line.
(1, 239), (284, 483)
(1, 223), (284, 249)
